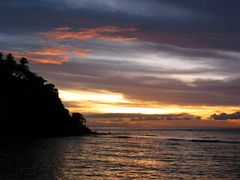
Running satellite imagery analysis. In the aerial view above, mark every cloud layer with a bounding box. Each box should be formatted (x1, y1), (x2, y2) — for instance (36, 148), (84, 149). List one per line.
(43, 26), (138, 41)
(0, 0), (239, 121)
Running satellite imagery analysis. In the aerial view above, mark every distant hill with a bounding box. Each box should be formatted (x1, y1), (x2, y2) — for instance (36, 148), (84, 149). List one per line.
(0, 53), (92, 137)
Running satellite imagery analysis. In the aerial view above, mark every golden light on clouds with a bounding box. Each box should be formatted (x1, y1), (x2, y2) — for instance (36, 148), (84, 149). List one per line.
(104, 107), (188, 114)
(59, 90), (130, 104)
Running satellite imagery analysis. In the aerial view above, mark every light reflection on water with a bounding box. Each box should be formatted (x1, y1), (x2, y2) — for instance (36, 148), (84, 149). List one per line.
(0, 129), (240, 179)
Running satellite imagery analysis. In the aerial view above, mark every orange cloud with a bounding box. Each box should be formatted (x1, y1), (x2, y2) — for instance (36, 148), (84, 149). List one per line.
(70, 48), (92, 57)
(43, 26), (139, 41)
(5, 46), (91, 64)
(99, 36), (139, 42)
(8, 26), (137, 65)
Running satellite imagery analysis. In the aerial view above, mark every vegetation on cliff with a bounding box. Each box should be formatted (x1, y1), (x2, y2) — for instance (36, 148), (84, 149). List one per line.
(0, 53), (92, 137)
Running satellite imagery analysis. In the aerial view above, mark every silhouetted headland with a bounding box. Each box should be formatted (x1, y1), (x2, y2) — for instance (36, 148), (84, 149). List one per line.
(0, 53), (93, 137)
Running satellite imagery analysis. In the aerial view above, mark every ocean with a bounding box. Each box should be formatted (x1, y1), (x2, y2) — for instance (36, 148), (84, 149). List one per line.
(0, 128), (239, 179)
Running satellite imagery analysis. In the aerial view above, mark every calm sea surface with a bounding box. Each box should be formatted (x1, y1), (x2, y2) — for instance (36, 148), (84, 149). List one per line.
(0, 128), (240, 179)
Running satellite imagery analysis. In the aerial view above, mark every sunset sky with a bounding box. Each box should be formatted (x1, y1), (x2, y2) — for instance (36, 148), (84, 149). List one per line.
(0, 0), (239, 128)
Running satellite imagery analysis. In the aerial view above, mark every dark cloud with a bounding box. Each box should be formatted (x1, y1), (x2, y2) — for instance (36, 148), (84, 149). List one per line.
(210, 111), (240, 120)
(0, 0), (239, 51)
(87, 113), (201, 121)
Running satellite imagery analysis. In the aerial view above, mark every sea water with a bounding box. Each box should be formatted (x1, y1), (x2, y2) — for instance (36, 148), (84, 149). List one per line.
(0, 128), (239, 179)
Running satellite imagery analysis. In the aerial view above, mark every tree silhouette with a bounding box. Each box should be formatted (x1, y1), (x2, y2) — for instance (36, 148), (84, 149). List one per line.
(20, 57), (28, 66)
(72, 113), (87, 124)
(0, 53), (3, 61)
(0, 53), (92, 137)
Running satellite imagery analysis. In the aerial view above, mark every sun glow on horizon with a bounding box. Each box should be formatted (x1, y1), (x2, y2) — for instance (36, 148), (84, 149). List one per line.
(102, 106), (192, 115)
(59, 90), (240, 118)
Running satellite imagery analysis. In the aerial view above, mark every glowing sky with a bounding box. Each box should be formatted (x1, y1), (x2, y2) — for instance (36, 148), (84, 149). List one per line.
(0, 0), (239, 127)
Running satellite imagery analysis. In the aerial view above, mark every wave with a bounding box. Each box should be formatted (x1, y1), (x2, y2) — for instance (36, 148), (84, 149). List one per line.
(144, 134), (157, 137)
(167, 138), (240, 144)
(113, 136), (132, 139)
